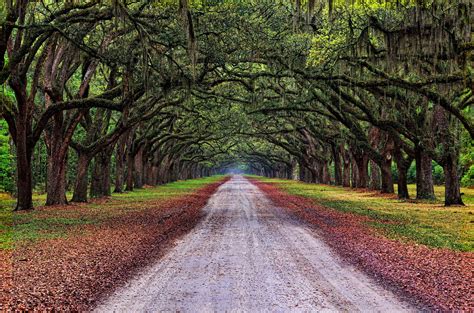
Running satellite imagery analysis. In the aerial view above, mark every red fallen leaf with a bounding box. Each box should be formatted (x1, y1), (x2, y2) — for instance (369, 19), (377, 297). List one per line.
(1, 177), (229, 311)
(248, 178), (474, 312)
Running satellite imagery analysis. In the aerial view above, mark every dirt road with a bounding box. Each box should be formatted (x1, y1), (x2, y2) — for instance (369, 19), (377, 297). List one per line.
(95, 175), (413, 312)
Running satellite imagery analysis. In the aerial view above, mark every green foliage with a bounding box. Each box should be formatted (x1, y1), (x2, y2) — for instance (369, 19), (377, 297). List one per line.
(0, 120), (13, 193)
(407, 162), (416, 183)
(460, 131), (474, 187)
(461, 165), (474, 187)
(432, 162), (444, 185)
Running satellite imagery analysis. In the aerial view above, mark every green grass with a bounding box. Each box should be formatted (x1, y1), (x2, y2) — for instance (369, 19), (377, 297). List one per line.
(0, 175), (225, 250)
(251, 176), (474, 252)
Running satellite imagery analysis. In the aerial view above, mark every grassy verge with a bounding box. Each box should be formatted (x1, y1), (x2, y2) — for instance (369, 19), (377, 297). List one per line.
(0, 176), (225, 250)
(250, 176), (474, 252)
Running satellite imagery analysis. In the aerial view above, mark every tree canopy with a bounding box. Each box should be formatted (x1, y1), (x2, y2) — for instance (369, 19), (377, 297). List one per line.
(0, 0), (472, 210)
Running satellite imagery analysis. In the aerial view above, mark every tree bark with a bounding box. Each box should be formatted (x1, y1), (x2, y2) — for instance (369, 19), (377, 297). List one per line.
(133, 145), (144, 188)
(443, 153), (464, 206)
(353, 152), (369, 188)
(114, 133), (128, 193)
(397, 166), (409, 199)
(415, 146), (435, 200)
(394, 148), (411, 199)
(322, 161), (331, 184)
(90, 149), (112, 198)
(380, 157), (394, 193)
(332, 145), (342, 185)
(432, 105), (464, 206)
(125, 151), (134, 191)
(45, 145), (68, 206)
(71, 152), (92, 202)
(369, 160), (381, 190)
(90, 159), (102, 198)
(351, 159), (357, 188)
(15, 129), (33, 210)
(341, 147), (351, 187)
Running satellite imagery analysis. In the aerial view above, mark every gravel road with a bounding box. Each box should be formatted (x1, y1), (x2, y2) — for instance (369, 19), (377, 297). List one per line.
(95, 175), (413, 312)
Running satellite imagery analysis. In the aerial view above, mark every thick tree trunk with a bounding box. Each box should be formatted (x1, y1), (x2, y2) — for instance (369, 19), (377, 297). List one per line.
(369, 160), (381, 190)
(90, 159), (102, 198)
(45, 151), (68, 205)
(394, 148), (410, 199)
(114, 158), (124, 193)
(415, 147), (435, 200)
(350, 158), (358, 188)
(341, 147), (351, 187)
(308, 165), (318, 183)
(380, 158), (394, 193)
(114, 134), (127, 193)
(15, 132), (33, 211)
(71, 152), (92, 202)
(150, 164), (159, 185)
(158, 157), (170, 184)
(101, 156), (111, 197)
(170, 161), (177, 182)
(432, 105), (464, 206)
(45, 125), (69, 206)
(143, 160), (151, 184)
(397, 166), (409, 199)
(322, 161), (331, 184)
(90, 150), (112, 198)
(300, 166), (308, 182)
(353, 153), (369, 188)
(125, 151), (134, 191)
(10, 76), (35, 210)
(133, 146), (144, 188)
(443, 153), (464, 206)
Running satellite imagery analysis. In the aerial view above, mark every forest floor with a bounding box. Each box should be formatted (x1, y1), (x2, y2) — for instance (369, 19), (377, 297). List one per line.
(0, 176), (228, 311)
(96, 175), (413, 312)
(249, 176), (473, 311)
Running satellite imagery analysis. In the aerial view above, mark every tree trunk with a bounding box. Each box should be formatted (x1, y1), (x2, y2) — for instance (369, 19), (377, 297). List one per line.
(415, 146), (435, 200)
(134, 146), (144, 188)
(101, 155), (111, 197)
(44, 108), (83, 206)
(90, 159), (102, 198)
(90, 150), (112, 198)
(332, 145), (342, 185)
(394, 148), (410, 199)
(45, 127), (69, 206)
(150, 164), (159, 185)
(322, 161), (331, 184)
(15, 131), (33, 210)
(350, 158), (358, 188)
(380, 157), (394, 193)
(353, 153), (369, 188)
(114, 134), (127, 193)
(45, 150), (68, 205)
(340, 147), (351, 187)
(125, 150), (134, 191)
(369, 160), (381, 190)
(443, 153), (464, 206)
(71, 152), (92, 202)
(397, 166), (409, 199)
(432, 105), (464, 206)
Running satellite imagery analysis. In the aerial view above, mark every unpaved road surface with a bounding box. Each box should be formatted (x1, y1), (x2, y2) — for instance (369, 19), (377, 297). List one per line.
(96, 175), (413, 312)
